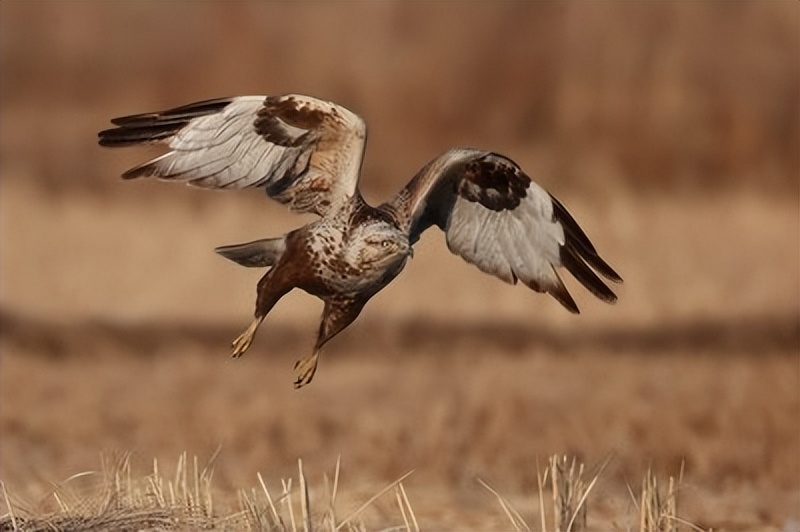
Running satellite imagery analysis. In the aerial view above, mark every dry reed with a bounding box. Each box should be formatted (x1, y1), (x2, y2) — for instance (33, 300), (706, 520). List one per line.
(1, 453), (704, 531)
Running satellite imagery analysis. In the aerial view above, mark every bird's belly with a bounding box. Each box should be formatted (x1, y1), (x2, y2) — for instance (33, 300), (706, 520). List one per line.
(301, 258), (404, 299)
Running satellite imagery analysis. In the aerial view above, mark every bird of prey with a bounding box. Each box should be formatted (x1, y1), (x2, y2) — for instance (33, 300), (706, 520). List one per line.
(99, 94), (622, 388)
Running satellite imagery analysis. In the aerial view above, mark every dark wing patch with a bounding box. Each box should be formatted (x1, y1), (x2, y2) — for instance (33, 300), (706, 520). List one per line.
(457, 156), (530, 211)
(265, 96), (329, 130)
(385, 148), (621, 312)
(254, 96), (327, 147)
(98, 94), (367, 217)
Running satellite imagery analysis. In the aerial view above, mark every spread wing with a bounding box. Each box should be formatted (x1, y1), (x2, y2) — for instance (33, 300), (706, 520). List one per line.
(384, 148), (622, 313)
(98, 95), (367, 217)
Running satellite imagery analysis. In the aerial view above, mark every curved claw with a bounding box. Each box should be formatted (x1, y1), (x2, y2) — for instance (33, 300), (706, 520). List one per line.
(230, 317), (264, 358)
(293, 351), (320, 388)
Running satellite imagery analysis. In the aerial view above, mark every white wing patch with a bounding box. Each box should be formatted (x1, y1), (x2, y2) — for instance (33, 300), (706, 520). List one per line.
(100, 95), (366, 217)
(385, 148), (620, 312)
(101, 97), (620, 314)
(446, 180), (565, 289)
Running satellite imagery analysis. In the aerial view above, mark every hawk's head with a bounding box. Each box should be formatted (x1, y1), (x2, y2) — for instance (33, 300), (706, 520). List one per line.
(345, 221), (412, 274)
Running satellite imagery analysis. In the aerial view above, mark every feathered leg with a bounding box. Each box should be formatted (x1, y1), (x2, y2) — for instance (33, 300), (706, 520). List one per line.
(231, 266), (292, 358)
(294, 296), (367, 388)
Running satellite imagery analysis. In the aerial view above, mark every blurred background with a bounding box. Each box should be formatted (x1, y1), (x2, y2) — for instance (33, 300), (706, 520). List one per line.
(1, 2), (798, 529)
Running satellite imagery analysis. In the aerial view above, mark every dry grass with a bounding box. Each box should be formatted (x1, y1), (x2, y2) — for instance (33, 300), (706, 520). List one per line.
(476, 455), (690, 532)
(0, 453), (417, 531)
(1, 3), (798, 531)
(1, 185), (797, 529)
(637, 466), (680, 532)
(2, 454), (704, 532)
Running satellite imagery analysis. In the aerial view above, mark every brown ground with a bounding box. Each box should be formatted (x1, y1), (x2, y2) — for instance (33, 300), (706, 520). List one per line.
(1, 2), (798, 530)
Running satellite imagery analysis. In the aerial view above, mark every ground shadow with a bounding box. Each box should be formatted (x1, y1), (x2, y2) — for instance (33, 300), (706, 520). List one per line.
(1, 308), (796, 359)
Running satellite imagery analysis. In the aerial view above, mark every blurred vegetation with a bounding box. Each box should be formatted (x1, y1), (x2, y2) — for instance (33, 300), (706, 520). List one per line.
(1, 1), (797, 197)
(1, 6), (797, 529)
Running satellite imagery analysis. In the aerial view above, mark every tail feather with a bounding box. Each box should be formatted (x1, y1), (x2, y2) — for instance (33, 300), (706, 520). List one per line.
(214, 237), (286, 268)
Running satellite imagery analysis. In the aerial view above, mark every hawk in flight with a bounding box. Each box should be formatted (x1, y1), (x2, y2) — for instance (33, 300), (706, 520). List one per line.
(99, 95), (622, 388)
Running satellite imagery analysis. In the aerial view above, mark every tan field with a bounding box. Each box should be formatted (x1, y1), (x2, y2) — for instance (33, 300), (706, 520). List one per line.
(1, 2), (798, 530)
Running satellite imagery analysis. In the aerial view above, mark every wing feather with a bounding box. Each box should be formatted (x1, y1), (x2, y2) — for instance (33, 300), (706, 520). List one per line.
(99, 95), (366, 217)
(385, 148), (621, 313)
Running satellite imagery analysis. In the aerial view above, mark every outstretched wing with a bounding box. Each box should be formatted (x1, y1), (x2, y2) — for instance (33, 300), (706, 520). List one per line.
(384, 148), (622, 313)
(98, 95), (366, 217)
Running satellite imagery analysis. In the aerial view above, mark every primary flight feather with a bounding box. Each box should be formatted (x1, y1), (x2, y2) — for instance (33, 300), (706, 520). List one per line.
(99, 94), (622, 388)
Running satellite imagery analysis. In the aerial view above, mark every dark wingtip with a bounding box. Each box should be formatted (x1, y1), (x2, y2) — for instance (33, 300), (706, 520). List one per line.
(120, 165), (151, 180)
(531, 270), (581, 314)
(97, 127), (124, 147)
(98, 98), (236, 148)
(549, 193), (622, 303)
(550, 194), (623, 284)
(588, 253), (623, 284)
(97, 121), (187, 148)
(560, 245), (618, 304)
(550, 284), (581, 314)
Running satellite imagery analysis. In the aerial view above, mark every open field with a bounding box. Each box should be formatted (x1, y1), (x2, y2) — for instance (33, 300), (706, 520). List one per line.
(2, 182), (797, 529)
(2, 2), (798, 530)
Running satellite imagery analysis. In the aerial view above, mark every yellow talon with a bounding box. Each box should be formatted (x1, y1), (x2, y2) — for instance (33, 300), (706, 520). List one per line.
(230, 317), (263, 358)
(293, 351), (320, 388)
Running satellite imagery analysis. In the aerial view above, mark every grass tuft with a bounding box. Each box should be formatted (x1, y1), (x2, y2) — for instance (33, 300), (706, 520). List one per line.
(0, 453), (414, 531)
(483, 454), (703, 532)
(0, 453), (707, 531)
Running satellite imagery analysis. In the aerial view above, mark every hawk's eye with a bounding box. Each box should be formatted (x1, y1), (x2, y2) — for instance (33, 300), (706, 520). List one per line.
(381, 240), (390, 248)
